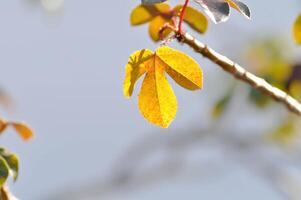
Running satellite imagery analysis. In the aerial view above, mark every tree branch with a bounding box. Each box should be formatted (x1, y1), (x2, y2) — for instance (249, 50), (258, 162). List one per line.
(168, 28), (301, 116)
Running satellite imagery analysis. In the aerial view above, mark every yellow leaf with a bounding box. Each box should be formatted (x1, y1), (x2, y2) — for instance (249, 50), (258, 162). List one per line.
(289, 80), (301, 100)
(156, 46), (203, 90)
(174, 5), (208, 34)
(11, 122), (34, 141)
(269, 120), (296, 146)
(266, 61), (291, 84)
(293, 14), (301, 44)
(130, 4), (170, 25)
(123, 49), (153, 98)
(138, 56), (177, 128)
(124, 47), (204, 128)
(148, 16), (172, 42)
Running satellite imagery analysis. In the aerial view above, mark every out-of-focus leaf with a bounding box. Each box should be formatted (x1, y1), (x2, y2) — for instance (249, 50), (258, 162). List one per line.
(293, 14), (301, 44)
(249, 88), (270, 107)
(130, 4), (170, 25)
(0, 157), (9, 187)
(212, 91), (232, 118)
(0, 119), (7, 133)
(41, 0), (64, 12)
(0, 148), (19, 182)
(123, 49), (153, 98)
(289, 80), (301, 100)
(244, 37), (293, 107)
(174, 5), (208, 34)
(156, 46), (203, 90)
(0, 186), (18, 200)
(0, 187), (9, 200)
(266, 61), (291, 84)
(124, 46), (203, 128)
(11, 122), (34, 141)
(0, 88), (12, 110)
(269, 120), (296, 145)
(141, 0), (168, 4)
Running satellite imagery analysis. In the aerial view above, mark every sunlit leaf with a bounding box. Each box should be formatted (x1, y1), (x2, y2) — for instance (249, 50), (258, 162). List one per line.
(174, 5), (208, 34)
(138, 57), (177, 128)
(11, 122), (34, 141)
(140, 0), (250, 23)
(123, 49), (153, 97)
(124, 46), (203, 128)
(156, 46), (203, 90)
(131, 3), (173, 42)
(0, 148), (19, 182)
(293, 14), (301, 44)
(130, 4), (170, 25)
(149, 15), (172, 41)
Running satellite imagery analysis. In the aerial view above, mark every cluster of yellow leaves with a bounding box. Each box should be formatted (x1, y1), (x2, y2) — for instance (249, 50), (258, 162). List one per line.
(0, 119), (33, 141)
(293, 14), (301, 44)
(130, 3), (208, 41)
(124, 46), (203, 128)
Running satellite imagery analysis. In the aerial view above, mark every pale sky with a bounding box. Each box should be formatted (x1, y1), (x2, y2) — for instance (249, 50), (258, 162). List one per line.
(0, 0), (299, 199)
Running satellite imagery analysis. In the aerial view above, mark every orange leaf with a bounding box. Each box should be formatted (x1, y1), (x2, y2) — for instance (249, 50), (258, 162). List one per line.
(11, 122), (34, 141)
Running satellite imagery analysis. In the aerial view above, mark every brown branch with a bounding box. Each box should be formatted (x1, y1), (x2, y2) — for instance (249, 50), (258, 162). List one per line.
(162, 25), (301, 116)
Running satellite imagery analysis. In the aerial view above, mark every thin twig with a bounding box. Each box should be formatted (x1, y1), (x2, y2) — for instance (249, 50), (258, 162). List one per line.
(160, 24), (301, 116)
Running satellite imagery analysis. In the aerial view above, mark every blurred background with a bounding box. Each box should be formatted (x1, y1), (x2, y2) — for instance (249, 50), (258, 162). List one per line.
(0, 0), (301, 199)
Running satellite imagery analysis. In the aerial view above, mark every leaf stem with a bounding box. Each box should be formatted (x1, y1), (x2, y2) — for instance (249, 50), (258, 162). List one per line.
(178, 0), (189, 34)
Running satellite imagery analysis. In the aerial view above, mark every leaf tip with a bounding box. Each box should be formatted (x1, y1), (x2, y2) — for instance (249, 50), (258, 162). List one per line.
(11, 122), (34, 141)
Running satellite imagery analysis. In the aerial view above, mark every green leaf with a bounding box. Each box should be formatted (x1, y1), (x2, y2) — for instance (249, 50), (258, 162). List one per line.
(0, 157), (9, 187)
(212, 93), (232, 118)
(0, 148), (19, 181)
